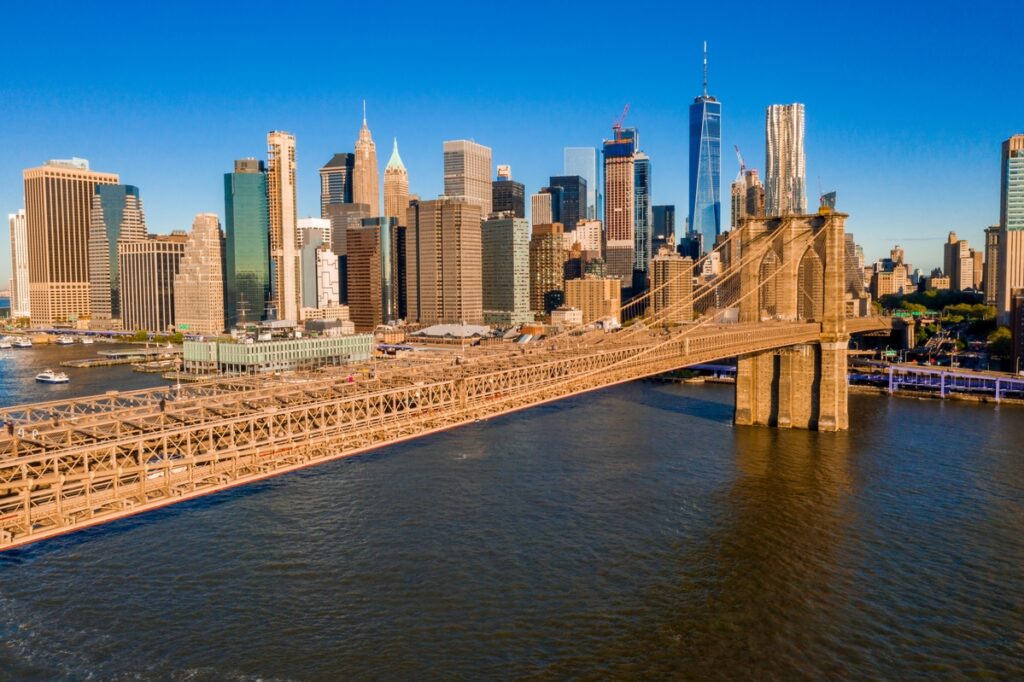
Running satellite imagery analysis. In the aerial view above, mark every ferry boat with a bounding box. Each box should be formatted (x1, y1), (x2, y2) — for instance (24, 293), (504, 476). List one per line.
(79, 337), (95, 345)
(13, 338), (32, 349)
(55, 335), (76, 345)
(0, 337), (12, 350)
(35, 369), (70, 384)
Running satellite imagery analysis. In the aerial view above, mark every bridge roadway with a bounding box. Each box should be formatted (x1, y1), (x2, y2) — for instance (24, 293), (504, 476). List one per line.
(0, 317), (889, 551)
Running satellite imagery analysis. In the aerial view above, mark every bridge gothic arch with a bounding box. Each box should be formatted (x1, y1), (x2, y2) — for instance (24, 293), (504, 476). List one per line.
(797, 245), (825, 321)
(758, 248), (781, 320)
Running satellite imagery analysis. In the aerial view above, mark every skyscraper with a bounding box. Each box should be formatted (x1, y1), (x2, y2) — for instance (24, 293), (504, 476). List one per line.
(481, 212), (532, 325)
(531, 192), (553, 226)
(653, 205), (675, 254)
(119, 233), (187, 332)
(88, 185), (147, 325)
(730, 169), (765, 229)
(943, 232), (975, 291)
(405, 197), (483, 325)
(633, 153), (652, 274)
(296, 217), (331, 249)
(23, 157), (119, 325)
(325, 202), (370, 305)
(347, 217), (402, 331)
(384, 138), (410, 223)
(353, 103), (380, 216)
(529, 223), (566, 313)
(443, 140), (492, 214)
(174, 214), (225, 336)
(267, 131), (300, 322)
(224, 158), (270, 327)
(300, 229), (326, 310)
(688, 43), (722, 252)
(7, 210), (30, 318)
(984, 225), (1000, 305)
(564, 147), (600, 220)
(565, 276), (621, 324)
(765, 103), (807, 216)
(603, 131), (636, 287)
(998, 134), (1024, 324)
(492, 167), (526, 218)
(548, 175), (587, 233)
(651, 246), (694, 324)
(319, 153), (354, 217)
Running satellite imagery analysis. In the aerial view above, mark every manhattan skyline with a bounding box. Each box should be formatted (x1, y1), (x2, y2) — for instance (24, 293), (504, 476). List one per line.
(1, 0), (1021, 285)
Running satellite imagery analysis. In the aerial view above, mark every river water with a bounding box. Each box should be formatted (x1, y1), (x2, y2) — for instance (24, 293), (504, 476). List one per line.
(0, 347), (1021, 679)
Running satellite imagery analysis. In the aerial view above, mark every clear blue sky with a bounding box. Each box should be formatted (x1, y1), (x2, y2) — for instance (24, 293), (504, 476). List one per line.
(1, 0), (1020, 285)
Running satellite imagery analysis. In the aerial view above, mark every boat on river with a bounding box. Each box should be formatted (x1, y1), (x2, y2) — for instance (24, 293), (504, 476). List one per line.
(35, 369), (70, 384)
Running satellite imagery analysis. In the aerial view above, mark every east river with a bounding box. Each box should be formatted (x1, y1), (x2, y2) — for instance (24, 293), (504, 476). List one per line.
(0, 344), (1021, 679)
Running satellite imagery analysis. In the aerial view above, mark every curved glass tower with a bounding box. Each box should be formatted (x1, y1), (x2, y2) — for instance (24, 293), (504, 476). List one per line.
(688, 45), (721, 253)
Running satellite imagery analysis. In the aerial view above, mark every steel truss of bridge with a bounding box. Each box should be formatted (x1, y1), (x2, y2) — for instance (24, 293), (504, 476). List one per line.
(0, 211), (891, 551)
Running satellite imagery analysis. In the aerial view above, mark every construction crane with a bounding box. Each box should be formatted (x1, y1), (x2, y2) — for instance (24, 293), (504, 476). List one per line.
(733, 145), (746, 181)
(612, 103), (630, 135)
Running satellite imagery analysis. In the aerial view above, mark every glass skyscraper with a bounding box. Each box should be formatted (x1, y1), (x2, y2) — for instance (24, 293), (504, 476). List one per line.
(88, 184), (146, 321)
(224, 159), (270, 327)
(563, 147), (600, 220)
(633, 153), (652, 273)
(548, 175), (587, 232)
(688, 74), (721, 253)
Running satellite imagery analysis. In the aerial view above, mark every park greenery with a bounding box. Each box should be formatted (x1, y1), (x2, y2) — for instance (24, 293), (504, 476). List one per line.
(878, 289), (1014, 364)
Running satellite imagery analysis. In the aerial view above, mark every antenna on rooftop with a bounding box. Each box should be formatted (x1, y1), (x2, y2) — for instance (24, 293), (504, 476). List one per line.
(703, 41), (708, 97)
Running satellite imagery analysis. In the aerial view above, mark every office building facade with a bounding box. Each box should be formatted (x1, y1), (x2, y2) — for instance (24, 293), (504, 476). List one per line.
(319, 153), (354, 217)
(297, 217), (331, 249)
(493, 173), (526, 218)
(564, 147), (600, 220)
(548, 175), (587, 233)
(481, 213), (532, 325)
(997, 134), (1024, 323)
(984, 225), (999, 305)
(347, 217), (402, 331)
(224, 159), (270, 327)
(653, 205), (675, 255)
(119, 234), (187, 332)
(174, 214), (225, 336)
(23, 158), (119, 325)
(443, 140), (492, 214)
(7, 210), (30, 318)
(325, 202), (370, 305)
(405, 197), (483, 325)
(87, 185), (147, 325)
(633, 154), (652, 273)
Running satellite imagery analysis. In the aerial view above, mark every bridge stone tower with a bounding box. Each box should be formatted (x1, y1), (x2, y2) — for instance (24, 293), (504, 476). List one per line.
(733, 213), (850, 431)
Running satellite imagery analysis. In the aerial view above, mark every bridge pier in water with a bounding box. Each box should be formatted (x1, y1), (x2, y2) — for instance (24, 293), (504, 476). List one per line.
(732, 212), (850, 431)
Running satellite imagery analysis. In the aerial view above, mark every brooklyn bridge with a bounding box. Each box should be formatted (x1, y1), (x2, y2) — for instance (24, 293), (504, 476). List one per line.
(0, 212), (891, 551)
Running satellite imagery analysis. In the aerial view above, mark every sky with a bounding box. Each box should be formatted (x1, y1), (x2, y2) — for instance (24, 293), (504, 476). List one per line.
(1, 0), (1021, 286)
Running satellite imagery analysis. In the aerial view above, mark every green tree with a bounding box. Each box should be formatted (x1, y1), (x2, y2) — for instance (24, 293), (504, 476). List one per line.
(132, 329), (149, 342)
(988, 327), (1012, 358)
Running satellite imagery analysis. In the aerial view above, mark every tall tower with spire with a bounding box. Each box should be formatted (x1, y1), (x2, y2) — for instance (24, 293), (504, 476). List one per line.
(353, 100), (380, 216)
(688, 41), (722, 253)
(384, 138), (410, 224)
